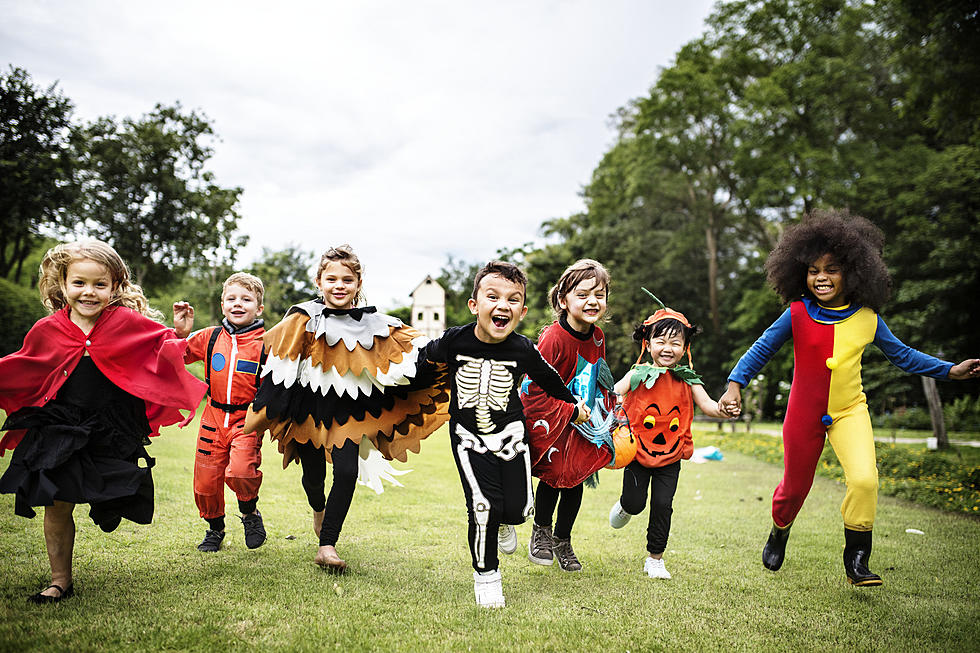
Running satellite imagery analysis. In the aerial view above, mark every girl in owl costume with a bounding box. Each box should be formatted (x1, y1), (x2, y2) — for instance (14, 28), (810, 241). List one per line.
(245, 246), (448, 573)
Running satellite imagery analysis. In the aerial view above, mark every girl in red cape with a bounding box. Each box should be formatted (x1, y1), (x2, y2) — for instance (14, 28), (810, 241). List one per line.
(521, 259), (615, 572)
(0, 240), (207, 604)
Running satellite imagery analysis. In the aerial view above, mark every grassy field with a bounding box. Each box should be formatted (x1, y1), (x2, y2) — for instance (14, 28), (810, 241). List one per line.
(1, 419), (979, 652)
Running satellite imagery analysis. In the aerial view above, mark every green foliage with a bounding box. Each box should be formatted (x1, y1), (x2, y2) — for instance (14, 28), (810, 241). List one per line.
(510, 0), (980, 417)
(248, 244), (316, 325)
(386, 305), (411, 324)
(0, 277), (46, 356)
(699, 428), (980, 515)
(0, 66), (79, 282)
(435, 255), (481, 328)
(73, 103), (245, 290)
(944, 395), (980, 432)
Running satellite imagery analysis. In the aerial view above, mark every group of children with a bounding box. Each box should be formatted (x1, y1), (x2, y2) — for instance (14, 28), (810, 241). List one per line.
(1, 210), (978, 607)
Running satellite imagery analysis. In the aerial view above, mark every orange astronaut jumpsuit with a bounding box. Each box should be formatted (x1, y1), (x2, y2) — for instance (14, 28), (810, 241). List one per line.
(184, 321), (265, 520)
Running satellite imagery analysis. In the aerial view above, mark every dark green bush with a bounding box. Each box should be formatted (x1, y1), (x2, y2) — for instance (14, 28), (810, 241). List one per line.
(0, 278), (46, 356)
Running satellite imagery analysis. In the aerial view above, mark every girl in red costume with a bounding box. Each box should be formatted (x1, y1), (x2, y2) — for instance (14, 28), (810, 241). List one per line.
(609, 296), (733, 580)
(521, 259), (615, 572)
(720, 211), (980, 586)
(0, 241), (207, 604)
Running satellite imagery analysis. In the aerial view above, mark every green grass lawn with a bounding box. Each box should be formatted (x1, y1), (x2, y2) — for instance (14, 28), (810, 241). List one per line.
(1, 418), (979, 652)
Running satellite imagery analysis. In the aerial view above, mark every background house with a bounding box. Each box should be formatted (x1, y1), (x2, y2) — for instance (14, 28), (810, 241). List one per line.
(410, 275), (445, 338)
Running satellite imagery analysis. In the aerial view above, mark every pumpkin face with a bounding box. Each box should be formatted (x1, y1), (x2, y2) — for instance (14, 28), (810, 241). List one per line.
(623, 373), (694, 467)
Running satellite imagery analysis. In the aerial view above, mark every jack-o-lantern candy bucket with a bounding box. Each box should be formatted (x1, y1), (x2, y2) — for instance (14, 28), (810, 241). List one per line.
(605, 404), (637, 469)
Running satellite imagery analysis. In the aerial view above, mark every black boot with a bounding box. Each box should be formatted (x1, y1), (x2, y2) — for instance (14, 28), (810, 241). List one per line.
(762, 522), (792, 571)
(843, 528), (883, 587)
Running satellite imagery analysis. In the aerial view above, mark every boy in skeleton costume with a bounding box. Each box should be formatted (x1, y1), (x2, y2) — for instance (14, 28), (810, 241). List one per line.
(419, 261), (589, 608)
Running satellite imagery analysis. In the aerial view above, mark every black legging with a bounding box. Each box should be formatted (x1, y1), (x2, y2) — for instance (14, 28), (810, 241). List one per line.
(533, 480), (583, 540)
(295, 439), (359, 547)
(619, 460), (681, 555)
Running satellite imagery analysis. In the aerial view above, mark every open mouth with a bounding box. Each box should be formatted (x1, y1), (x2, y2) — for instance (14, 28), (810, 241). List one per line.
(814, 284), (833, 293)
(491, 315), (510, 328)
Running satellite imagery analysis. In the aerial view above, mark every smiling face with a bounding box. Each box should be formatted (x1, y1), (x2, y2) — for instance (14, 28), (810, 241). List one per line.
(316, 260), (361, 310)
(221, 282), (264, 327)
(63, 258), (114, 332)
(559, 277), (607, 333)
(468, 273), (528, 343)
(806, 253), (846, 307)
(647, 327), (686, 368)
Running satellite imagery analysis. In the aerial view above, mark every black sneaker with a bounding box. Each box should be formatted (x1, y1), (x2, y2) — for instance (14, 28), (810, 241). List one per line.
(241, 510), (267, 549)
(528, 523), (554, 566)
(197, 529), (225, 552)
(552, 536), (582, 572)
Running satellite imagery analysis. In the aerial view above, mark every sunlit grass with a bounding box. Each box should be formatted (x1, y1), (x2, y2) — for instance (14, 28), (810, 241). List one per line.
(1, 415), (978, 651)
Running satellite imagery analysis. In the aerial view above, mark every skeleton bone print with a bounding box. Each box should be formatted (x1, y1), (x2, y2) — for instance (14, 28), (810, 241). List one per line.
(454, 354), (518, 432)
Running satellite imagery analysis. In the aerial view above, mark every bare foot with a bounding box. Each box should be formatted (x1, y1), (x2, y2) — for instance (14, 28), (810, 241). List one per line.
(312, 509), (325, 538)
(314, 545), (347, 574)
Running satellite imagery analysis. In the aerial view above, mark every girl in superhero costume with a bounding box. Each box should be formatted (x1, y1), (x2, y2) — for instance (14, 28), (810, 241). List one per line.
(0, 240), (207, 603)
(244, 245), (449, 574)
(520, 259), (615, 572)
(609, 293), (734, 580)
(719, 210), (980, 586)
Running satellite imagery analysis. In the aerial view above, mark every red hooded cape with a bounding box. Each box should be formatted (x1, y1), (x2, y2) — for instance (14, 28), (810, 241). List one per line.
(0, 306), (208, 454)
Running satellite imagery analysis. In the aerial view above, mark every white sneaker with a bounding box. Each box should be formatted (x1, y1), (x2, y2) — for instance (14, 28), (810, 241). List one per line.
(644, 556), (672, 580)
(474, 569), (505, 608)
(497, 524), (518, 554)
(609, 500), (631, 529)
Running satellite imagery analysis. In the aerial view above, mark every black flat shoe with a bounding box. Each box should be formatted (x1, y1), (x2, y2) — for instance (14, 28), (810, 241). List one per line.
(27, 583), (74, 604)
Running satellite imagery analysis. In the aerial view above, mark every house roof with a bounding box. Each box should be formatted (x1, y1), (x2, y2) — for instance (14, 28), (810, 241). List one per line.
(409, 275), (444, 297)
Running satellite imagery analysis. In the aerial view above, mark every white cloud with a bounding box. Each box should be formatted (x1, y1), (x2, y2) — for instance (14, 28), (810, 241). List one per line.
(1, 0), (715, 308)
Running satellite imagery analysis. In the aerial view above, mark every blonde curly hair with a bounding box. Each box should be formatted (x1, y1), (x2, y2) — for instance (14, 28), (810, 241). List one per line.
(38, 240), (163, 321)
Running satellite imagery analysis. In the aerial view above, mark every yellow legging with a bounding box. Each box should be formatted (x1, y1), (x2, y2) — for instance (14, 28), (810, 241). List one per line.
(826, 403), (878, 531)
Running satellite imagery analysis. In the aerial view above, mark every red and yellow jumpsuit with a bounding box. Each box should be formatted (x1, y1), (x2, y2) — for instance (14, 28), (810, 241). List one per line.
(729, 297), (952, 531)
(184, 321), (265, 520)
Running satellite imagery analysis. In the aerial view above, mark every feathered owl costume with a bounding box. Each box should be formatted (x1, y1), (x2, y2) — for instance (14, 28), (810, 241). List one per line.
(244, 301), (449, 471)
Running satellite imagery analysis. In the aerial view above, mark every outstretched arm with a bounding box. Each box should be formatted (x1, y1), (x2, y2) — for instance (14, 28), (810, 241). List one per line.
(693, 384), (735, 419)
(173, 301), (195, 339)
(949, 359), (980, 380)
(613, 370), (633, 397)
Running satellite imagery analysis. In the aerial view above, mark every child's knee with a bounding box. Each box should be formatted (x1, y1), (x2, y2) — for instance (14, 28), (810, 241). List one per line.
(846, 471), (878, 496)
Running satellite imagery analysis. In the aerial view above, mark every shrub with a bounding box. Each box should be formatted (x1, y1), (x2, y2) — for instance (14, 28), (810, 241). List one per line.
(0, 278), (45, 356)
(945, 395), (980, 432)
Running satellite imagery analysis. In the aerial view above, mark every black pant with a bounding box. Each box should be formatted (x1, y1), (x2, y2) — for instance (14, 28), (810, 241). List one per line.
(295, 438), (359, 547)
(619, 460), (681, 555)
(451, 433), (533, 572)
(533, 480), (583, 540)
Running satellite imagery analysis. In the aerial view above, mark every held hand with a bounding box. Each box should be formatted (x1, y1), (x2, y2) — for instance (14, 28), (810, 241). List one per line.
(949, 359), (980, 380)
(173, 301), (195, 338)
(719, 382), (742, 418)
(572, 400), (591, 424)
(720, 399), (741, 418)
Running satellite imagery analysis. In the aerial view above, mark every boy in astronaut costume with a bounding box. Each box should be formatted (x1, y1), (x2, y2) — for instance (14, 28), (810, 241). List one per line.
(173, 272), (267, 552)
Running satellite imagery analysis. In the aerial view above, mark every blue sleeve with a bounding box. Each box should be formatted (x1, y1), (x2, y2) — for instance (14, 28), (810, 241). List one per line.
(873, 317), (952, 379)
(728, 308), (793, 387)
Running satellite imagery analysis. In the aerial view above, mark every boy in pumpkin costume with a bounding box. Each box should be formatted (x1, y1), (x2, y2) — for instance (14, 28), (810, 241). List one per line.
(609, 294), (735, 579)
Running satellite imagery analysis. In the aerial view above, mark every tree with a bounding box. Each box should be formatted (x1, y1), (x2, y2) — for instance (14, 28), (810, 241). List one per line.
(74, 103), (244, 290)
(436, 255), (482, 328)
(0, 66), (78, 282)
(249, 244), (317, 324)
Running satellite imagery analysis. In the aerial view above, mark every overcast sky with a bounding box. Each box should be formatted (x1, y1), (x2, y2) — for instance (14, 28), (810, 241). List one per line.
(2, 0), (716, 309)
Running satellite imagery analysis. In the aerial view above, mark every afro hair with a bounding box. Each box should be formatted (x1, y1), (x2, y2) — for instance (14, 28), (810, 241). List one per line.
(764, 209), (892, 312)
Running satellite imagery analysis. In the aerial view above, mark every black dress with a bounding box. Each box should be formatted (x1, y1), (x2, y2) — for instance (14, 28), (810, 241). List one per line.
(0, 356), (155, 530)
